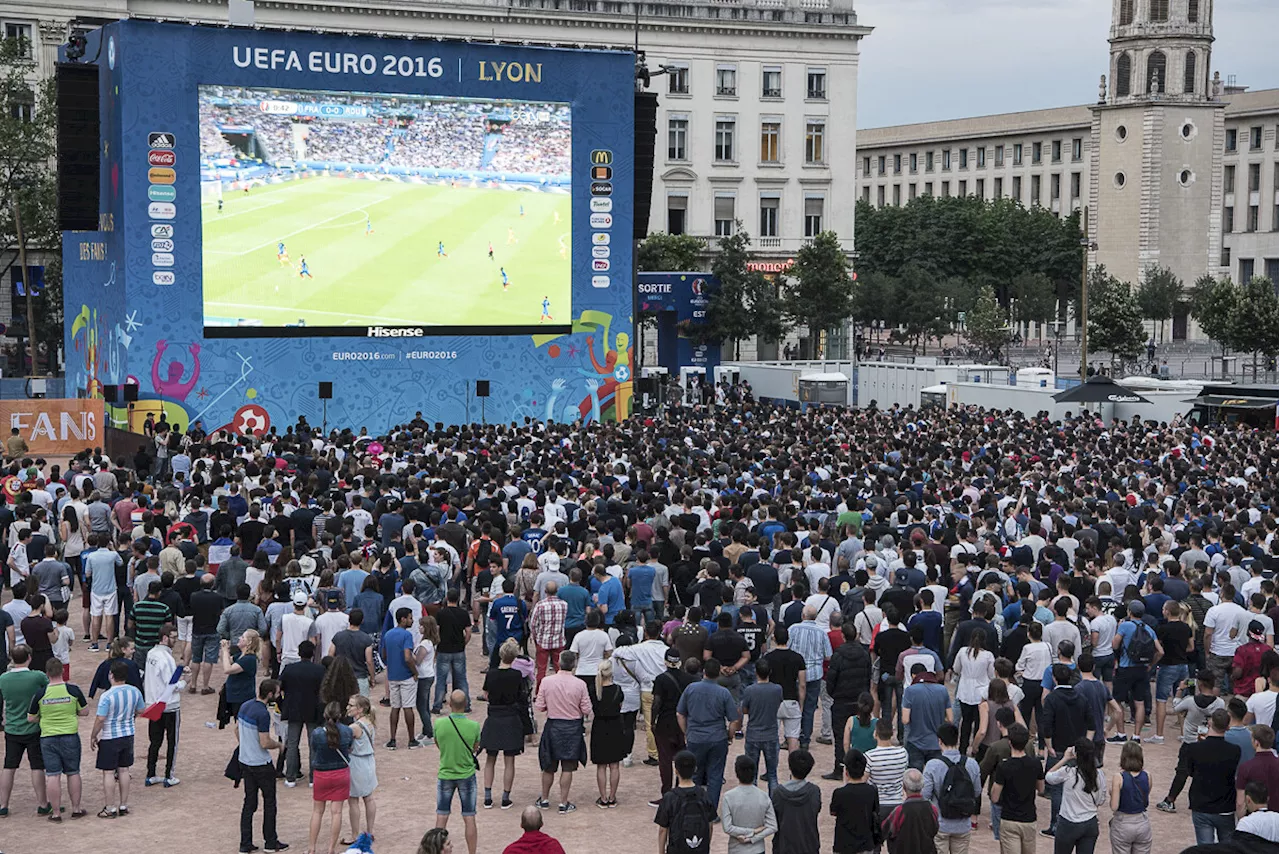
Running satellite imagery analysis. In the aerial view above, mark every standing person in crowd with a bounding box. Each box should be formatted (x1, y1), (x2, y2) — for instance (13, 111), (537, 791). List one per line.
(1044, 739), (1107, 854)
(651, 649), (697, 803)
(789, 606), (833, 751)
(568, 609), (612, 704)
(26, 658), (88, 821)
(187, 574), (224, 695)
(654, 750), (715, 854)
(534, 650), (592, 814)
(220, 629), (261, 727)
(1110, 601), (1161, 744)
(481, 638), (529, 811)
(1108, 740), (1153, 854)
(902, 663), (951, 769)
(340, 664), (381, 830)
(866, 717), (909, 834)
(589, 658), (625, 809)
(921, 722), (981, 854)
(279, 639), (324, 789)
(740, 658), (783, 794)
(721, 753), (777, 854)
(830, 748), (881, 854)
(1234, 725), (1277, 816)
(308, 700), (353, 854)
(1014, 621), (1051, 744)
(381, 607), (419, 751)
(0, 645), (53, 817)
(1042, 663), (1089, 837)
(90, 658), (145, 819)
(235, 679), (288, 854)
(1150, 600), (1194, 744)
(84, 535), (123, 652)
(771, 748), (822, 854)
(435, 689), (481, 854)
(1235, 782), (1278, 845)
(413, 615), (440, 747)
(1185, 708), (1243, 844)
(1156, 670), (1224, 813)
(990, 723), (1043, 854)
(142, 622), (184, 789)
(528, 581), (567, 694)
(433, 589), (472, 715)
(880, 768), (938, 854)
(953, 628), (995, 756)
(677, 656), (740, 820)
(824, 620), (872, 781)
(329, 608), (375, 698)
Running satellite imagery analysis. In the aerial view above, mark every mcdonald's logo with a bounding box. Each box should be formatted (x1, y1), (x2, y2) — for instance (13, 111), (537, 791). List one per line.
(590, 149), (613, 165)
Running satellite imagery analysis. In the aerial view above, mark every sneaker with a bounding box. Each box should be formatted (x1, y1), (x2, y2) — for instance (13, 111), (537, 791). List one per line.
(378, 698), (391, 707)
(500, 797), (513, 810)
(144, 776), (163, 787)
(1106, 734), (1130, 744)
(558, 802), (577, 814)
(417, 736), (435, 747)
(239, 847), (259, 853)
(642, 758), (659, 767)
(1040, 829), (1055, 839)
(621, 756), (633, 768)
(384, 740), (397, 751)
(1156, 800), (1177, 813)
(534, 798), (551, 810)
(595, 798), (609, 810)
(607, 799), (617, 809)
(264, 844), (290, 852)
(163, 777), (180, 788)
(407, 740), (421, 750)
(648, 799), (662, 808)
(88, 644), (100, 652)
(815, 735), (833, 745)
(821, 771), (843, 781)
(484, 797), (494, 810)
(1143, 735), (1164, 744)
(284, 781), (297, 789)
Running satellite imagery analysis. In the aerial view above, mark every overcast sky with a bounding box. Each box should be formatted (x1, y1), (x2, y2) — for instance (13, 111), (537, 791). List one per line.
(855, 0), (1280, 128)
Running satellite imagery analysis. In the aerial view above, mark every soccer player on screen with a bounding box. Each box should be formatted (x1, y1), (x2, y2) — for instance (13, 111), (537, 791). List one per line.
(558, 236), (567, 259)
(218, 198), (224, 213)
(519, 204), (525, 218)
(540, 297), (553, 322)
(507, 227), (518, 245)
(437, 241), (448, 258)
(277, 242), (290, 266)
(365, 216), (374, 235)
(488, 242), (494, 261)
(297, 256), (312, 278)
(500, 267), (510, 292)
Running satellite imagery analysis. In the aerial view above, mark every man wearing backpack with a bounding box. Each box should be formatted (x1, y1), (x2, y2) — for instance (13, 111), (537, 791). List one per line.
(655, 749), (715, 854)
(921, 723), (981, 854)
(1109, 600), (1163, 743)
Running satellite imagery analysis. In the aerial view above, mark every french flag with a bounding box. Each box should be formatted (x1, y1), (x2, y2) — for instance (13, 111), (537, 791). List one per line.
(141, 665), (185, 721)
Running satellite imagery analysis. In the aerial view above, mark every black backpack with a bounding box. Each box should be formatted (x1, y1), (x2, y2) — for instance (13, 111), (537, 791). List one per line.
(666, 787), (712, 854)
(1125, 623), (1156, 667)
(474, 537), (495, 568)
(937, 755), (978, 820)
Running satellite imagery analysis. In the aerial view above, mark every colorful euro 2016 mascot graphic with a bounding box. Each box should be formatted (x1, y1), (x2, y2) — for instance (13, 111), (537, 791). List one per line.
(533, 309), (633, 424)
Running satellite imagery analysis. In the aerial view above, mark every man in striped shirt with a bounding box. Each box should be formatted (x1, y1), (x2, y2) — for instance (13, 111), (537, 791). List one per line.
(132, 584), (173, 674)
(528, 581), (567, 693)
(788, 606), (832, 749)
(91, 660), (145, 818)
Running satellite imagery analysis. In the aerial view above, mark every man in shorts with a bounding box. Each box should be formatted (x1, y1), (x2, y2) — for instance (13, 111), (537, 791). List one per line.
(0, 645), (52, 816)
(187, 574), (224, 694)
(435, 689), (480, 854)
(27, 657), (88, 818)
(534, 650), (592, 814)
(382, 607), (418, 751)
(1110, 600), (1163, 742)
(83, 534), (123, 651)
(90, 659), (144, 818)
(763, 625), (806, 751)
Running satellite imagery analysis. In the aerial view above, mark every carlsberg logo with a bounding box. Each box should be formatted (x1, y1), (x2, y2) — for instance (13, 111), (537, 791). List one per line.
(367, 326), (425, 337)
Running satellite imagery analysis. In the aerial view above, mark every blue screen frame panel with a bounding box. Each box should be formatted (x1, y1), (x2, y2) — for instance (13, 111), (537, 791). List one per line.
(63, 21), (636, 433)
(198, 84), (573, 336)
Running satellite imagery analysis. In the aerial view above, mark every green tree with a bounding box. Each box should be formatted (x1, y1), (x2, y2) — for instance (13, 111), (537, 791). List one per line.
(1188, 274), (1240, 356)
(1009, 271), (1056, 333)
(706, 226), (786, 359)
(0, 36), (58, 374)
(964, 282), (1011, 362)
(637, 232), (705, 273)
(782, 230), (852, 358)
(1135, 265), (1182, 342)
(1230, 276), (1280, 379)
(894, 264), (954, 353)
(1086, 266), (1146, 363)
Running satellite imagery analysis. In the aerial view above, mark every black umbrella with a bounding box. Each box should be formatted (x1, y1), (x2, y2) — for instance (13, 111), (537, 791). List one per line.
(1053, 375), (1151, 404)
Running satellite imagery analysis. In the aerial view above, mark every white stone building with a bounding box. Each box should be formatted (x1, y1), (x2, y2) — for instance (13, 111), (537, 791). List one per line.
(856, 0), (1278, 340)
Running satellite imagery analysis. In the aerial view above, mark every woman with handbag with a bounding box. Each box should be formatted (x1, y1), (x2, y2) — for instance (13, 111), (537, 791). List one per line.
(308, 701), (353, 854)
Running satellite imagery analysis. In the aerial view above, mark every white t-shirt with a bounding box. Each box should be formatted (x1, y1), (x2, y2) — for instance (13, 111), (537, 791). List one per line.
(804, 562), (831, 592)
(1204, 601), (1248, 657)
(569, 628), (613, 676)
(804, 593), (840, 632)
(414, 638), (436, 678)
(1246, 690), (1277, 727)
(313, 611), (349, 659)
(278, 612), (316, 663)
(924, 584), (949, 615)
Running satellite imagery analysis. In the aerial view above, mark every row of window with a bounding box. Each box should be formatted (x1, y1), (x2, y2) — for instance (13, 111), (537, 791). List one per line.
(1222, 204), (1280, 234)
(1117, 0), (1198, 26)
(1225, 126), (1272, 153)
(861, 172), (1083, 208)
(861, 138), (1084, 178)
(666, 194), (825, 238)
(1222, 162), (1279, 195)
(666, 63), (827, 101)
(668, 116), (828, 165)
(1224, 257), (1280, 288)
(1115, 49), (1198, 97)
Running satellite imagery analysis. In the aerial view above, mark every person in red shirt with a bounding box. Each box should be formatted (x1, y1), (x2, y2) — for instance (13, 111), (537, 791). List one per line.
(1235, 725), (1278, 815)
(501, 805), (566, 854)
(1232, 622), (1271, 698)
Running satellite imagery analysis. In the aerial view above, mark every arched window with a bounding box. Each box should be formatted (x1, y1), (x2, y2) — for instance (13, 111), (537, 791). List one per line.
(1150, 0), (1169, 21)
(1187, 0), (1199, 23)
(1147, 51), (1167, 94)
(1183, 50), (1197, 95)
(1119, 0), (1134, 25)
(1116, 52), (1132, 97)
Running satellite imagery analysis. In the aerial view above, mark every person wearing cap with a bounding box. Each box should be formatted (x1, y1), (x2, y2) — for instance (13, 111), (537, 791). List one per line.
(1231, 621), (1272, 700)
(276, 590), (317, 669)
(1110, 600), (1162, 743)
(312, 591), (348, 665)
(649, 648), (698, 803)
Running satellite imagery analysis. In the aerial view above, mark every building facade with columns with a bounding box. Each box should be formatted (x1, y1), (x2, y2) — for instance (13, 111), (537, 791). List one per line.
(856, 0), (1278, 340)
(1, 0), (868, 354)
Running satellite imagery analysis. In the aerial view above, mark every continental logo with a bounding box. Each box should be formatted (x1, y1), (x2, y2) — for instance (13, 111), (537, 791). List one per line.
(367, 326), (425, 337)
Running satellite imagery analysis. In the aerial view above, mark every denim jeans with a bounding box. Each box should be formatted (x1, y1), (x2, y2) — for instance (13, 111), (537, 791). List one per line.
(906, 744), (941, 770)
(415, 678), (435, 738)
(687, 739), (729, 815)
(1191, 811), (1234, 845)
(800, 678), (822, 746)
(990, 802), (1001, 840)
(1055, 815), (1099, 854)
(633, 605), (655, 627)
(743, 737), (779, 794)
(433, 651), (469, 711)
(1046, 752), (1065, 831)
(284, 720), (316, 783)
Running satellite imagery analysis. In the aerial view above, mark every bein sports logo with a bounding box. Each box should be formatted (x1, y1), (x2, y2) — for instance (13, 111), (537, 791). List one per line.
(367, 326), (425, 338)
(153, 271), (174, 286)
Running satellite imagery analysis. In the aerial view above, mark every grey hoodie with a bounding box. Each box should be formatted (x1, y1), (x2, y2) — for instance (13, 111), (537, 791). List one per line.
(721, 784), (777, 854)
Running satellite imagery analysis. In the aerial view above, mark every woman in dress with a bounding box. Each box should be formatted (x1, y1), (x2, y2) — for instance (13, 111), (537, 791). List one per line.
(590, 658), (624, 808)
(345, 694), (378, 843)
(308, 701), (353, 854)
(1045, 738), (1107, 854)
(953, 627), (995, 755)
(479, 638), (526, 810)
(1108, 740), (1153, 854)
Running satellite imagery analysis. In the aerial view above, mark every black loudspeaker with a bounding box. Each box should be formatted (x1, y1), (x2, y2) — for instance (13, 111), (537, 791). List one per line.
(476, 380), (490, 398)
(633, 91), (658, 241)
(102, 384), (119, 403)
(56, 63), (100, 232)
(318, 381), (333, 399)
(637, 377), (658, 397)
(122, 383), (138, 402)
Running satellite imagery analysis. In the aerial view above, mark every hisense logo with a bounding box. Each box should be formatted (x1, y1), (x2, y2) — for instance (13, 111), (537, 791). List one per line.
(367, 326), (425, 337)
